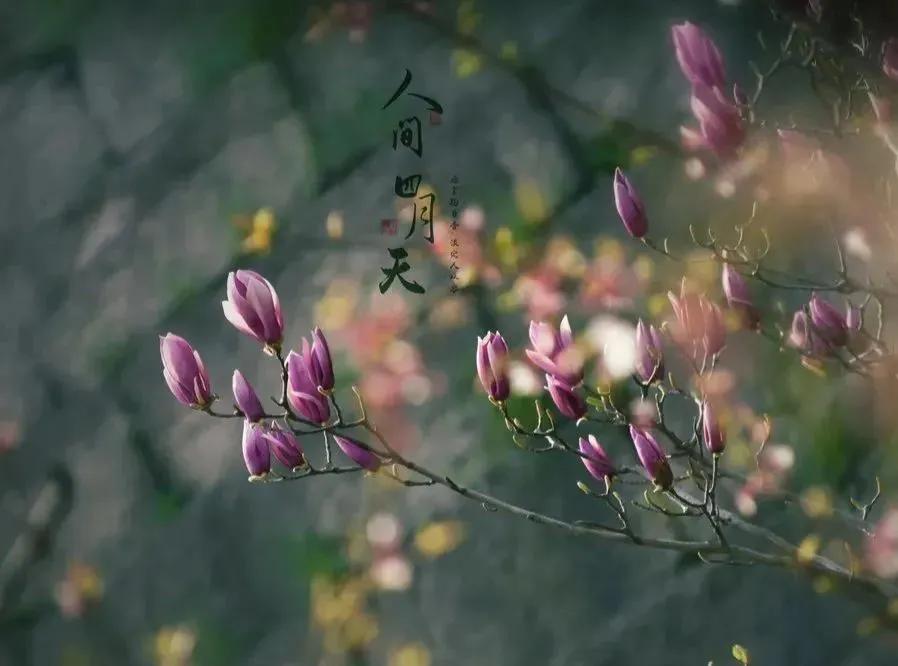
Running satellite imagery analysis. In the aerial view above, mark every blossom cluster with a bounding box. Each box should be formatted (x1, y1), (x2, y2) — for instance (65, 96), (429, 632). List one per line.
(160, 269), (379, 478)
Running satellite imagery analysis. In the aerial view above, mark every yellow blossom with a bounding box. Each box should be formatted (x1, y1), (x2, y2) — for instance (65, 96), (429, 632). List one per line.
(390, 643), (432, 666)
(414, 521), (466, 559)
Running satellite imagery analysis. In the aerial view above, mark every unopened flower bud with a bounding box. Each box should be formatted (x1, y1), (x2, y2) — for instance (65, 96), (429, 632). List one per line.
(671, 22), (727, 90)
(301, 327), (334, 392)
(629, 425), (673, 489)
(333, 435), (381, 471)
(546, 375), (587, 421)
(263, 423), (305, 470)
(232, 370), (264, 422)
(634, 319), (664, 384)
(613, 168), (648, 238)
(809, 293), (848, 347)
(242, 421), (271, 477)
(476, 331), (511, 401)
(578, 435), (616, 481)
(701, 401), (726, 455)
(160, 333), (214, 408)
(722, 264), (759, 329)
(286, 351), (331, 423)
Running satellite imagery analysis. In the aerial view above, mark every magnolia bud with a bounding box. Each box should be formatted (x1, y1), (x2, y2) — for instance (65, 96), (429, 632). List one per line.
(578, 435), (616, 481)
(242, 421), (271, 477)
(629, 425), (673, 489)
(613, 168), (648, 238)
(232, 370), (265, 422)
(286, 351), (331, 423)
(222, 270), (284, 349)
(701, 401), (726, 455)
(546, 375), (587, 420)
(476, 331), (511, 401)
(634, 320), (664, 384)
(334, 435), (381, 471)
(160, 333), (214, 409)
(671, 22), (727, 90)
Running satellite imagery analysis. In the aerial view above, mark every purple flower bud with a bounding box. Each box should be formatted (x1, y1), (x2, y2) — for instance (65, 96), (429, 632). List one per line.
(788, 310), (829, 357)
(721, 264), (750, 307)
(701, 401), (726, 455)
(333, 435), (381, 471)
(690, 83), (744, 156)
(525, 315), (583, 385)
(809, 293), (848, 347)
(883, 38), (898, 82)
(286, 351), (331, 424)
(634, 319), (664, 384)
(721, 264), (759, 329)
(242, 421), (271, 477)
(671, 22), (727, 90)
(476, 331), (510, 401)
(262, 422), (305, 470)
(578, 435), (616, 481)
(546, 375), (587, 421)
(160, 333), (214, 408)
(300, 327), (335, 393)
(232, 370), (265, 422)
(222, 270), (285, 349)
(629, 425), (673, 489)
(613, 168), (648, 238)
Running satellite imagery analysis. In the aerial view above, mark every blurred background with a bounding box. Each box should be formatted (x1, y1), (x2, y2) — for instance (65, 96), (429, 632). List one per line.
(3, 0), (898, 664)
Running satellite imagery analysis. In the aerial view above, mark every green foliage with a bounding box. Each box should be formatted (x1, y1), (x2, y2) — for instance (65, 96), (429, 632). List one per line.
(283, 532), (348, 582)
(192, 618), (246, 666)
(153, 489), (188, 522)
(586, 125), (638, 176)
(14, 0), (101, 51)
(179, 0), (303, 93)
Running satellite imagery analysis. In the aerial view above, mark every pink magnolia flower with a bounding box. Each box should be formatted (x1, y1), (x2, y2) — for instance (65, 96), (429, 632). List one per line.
(232, 370), (265, 422)
(222, 270), (284, 349)
(671, 22), (727, 90)
(286, 351), (331, 424)
(160, 333), (214, 408)
(334, 434), (381, 471)
(545, 375), (587, 420)
(242, 421), (271, 477)
(634, 320), (664, 384)
(721, 264), (759, 329)
(701, 400), (726, 455)
(689, 82), (745, 157)
(613, 168), (648, 238)
(262, 422), (305, 470)
(578, 435), (616, 482)
(667, 280), (726, 364)
(629, 426), (673, 489)
(525, 316), (584, 385)
(476, 331), (510, 401)
(867, 508), (898, 578)
(514, 267), (566, 320)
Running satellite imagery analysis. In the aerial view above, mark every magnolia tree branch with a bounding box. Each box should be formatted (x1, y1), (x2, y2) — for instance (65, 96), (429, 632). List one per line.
(155, 4), (898, 648)
(198, 365), (898, 622)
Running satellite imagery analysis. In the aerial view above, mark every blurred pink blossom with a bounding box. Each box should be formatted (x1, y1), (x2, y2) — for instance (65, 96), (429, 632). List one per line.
(866, 508), (898, 578)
